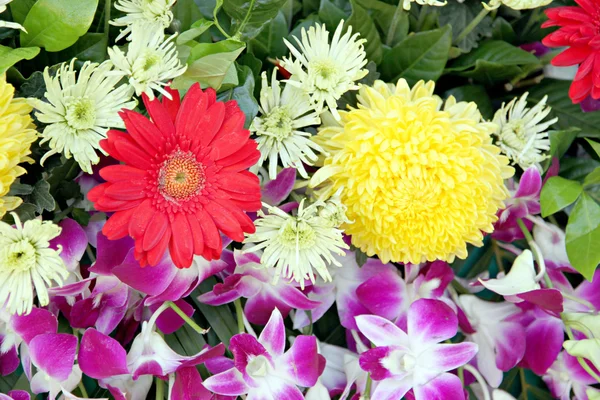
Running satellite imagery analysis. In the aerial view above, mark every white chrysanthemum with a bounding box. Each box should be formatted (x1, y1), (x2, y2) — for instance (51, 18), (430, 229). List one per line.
(108, 25), (186, 100)
(32, 59), (136, 174)
(111, 0), (176, 41)
(244, 200), (349, 287)
(0, 214), (68, 315)
(492, 92), (557, 171)
(402, 0), (447, 11)
(0, 0), (25, 31)
(484, 0), (551, 10)
(281, 20), (368, 120)
(250, 70), (323, 180)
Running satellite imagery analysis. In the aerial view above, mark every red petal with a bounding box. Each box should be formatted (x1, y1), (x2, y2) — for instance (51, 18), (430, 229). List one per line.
(143, 93), (176, 137)
(100, 165), (147, 182)
(205, 87), (217, 107)
(147, 227), (171, 266)
(193, 102), (225, 150)
(113, 137), (152, 169)
(218, 140), (260, 172)
(204, 201), (243, 242)
(104, 180), (146, 201)
(103, 208), (137, 240)
(162, 87), (181, 123)
(186, 215), (205, 256)
(121, 110), (164, 154)
(217, 171), (260, 194)
(210, 129), (251, 161)
(552, 47), (592, 66)
(570, 74), (593, 103)
(95, 197), (143, 212)
(197, 208), (222, 256)
(128, 199), (154, 240)
(169, 213), (194, 268)
(208, 107), (245, 147)
(142, 211), (169, 251)
(175, 83), (208, 140)
(88, 183), (107, 203)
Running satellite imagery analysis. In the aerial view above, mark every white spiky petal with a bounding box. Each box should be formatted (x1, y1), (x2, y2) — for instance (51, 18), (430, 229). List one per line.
(401, 0), (447, 11)
(281, 20), (368, 120)
(32, 59), (137, 173)
(243, 200), (349, 288)
(250, 70), (323, 180)
(0, 214), (68, 315)
(110, 0), (176, 41)
(108, 25), (186, 100)
(0, 0), (26, 31)
(492, 92), (557, 171)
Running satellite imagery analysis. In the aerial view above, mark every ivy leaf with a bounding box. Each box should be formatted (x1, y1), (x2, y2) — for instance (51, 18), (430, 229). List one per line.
(223, 0), (288, 40)
(345, 0), (382, 65)
(381, 25), (452, 84)
(438, 0), (493, 53)
(217, 65), (259, 128)
(72, 208), (91, 226)
(21, 0), (99, 52)
(31, 180), (56, 213)
(540, 176), (583, 217)
(7, 183), (33, 196)
(0, 45), (40, 74)
(249, 11), (288, 60)
(177, 19), (214, 45)
(566, 193), (600, 281)
(585, 138), (600, 158)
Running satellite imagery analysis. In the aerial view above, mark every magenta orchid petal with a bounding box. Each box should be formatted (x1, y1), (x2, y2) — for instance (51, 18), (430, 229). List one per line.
(359, 347), (395, 380)
(205, 355), (235, 375)
(6, 391), (30, 400)
(10, 307), (58, 344)
(371, 378), (412, 400)
(407, 299), (458, 350)
(78, 328), (129, 379)
(69, 297), (101, 329)
(418, 343), (478, 374)
(275, 284), (321, 310)
(197, 287), (242, 306)
(244, 292), (292, 325)
(203, 368), (249, 396)
(258, 308), (286, 356)
(48, 278), (93, 297)
(413, 373), (465, 400)
(179, 343), (226, 369)
(354, 269), (405, 322)
(29, 333), (77, 381)
(515, 288), (564, 315)
(262, 168), (296, 205)
(522, 317), (564, 375)
(515, 167), (542, 199)
(495, 321), (527, 371)
(230, 333), (269, 375)
(170, 366), (213, 400)
(50, 218), (88, 272)
(277, 336), (321, 387)
(91, 233), (135, 275)
(355, 315), (409, 347)
(263, 382), (306, 400)
(0, 337), (19, 376)
(113, 249), (177, 295)
(152, 300), (194, 335)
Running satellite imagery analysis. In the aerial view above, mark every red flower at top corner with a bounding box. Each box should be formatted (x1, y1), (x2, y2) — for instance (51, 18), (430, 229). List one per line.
(88, 83), (261, 269)
(542, 0), (600, 103)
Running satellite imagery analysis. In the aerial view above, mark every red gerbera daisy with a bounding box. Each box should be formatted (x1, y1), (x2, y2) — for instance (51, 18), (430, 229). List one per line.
(542, 0), (600, 103)
(88, 83), (261, 268)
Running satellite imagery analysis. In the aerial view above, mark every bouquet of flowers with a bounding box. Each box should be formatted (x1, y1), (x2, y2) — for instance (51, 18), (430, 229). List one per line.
(1, 0), (600, 398)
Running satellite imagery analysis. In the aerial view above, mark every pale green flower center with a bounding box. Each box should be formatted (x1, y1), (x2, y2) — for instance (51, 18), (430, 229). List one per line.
(279, 219), (316, 249)
(2, 240), (37, 272)
(262, 106), (293, 141)
(383, 350), (417, 375)
(246, 355), (270, 378)
(310, 60), (340, 91)
(133, 50), (163, 82)
(500, 120), (528, 151)
(65, 97), (97, 130)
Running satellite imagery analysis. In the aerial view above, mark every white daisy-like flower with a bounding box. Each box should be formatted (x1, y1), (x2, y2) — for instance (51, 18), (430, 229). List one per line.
(250, 70), (323, 180)
(108, 24), (186, 100)
(110, 0), (176, 41)
(402, 0), (447, 11)
(281, 20), (368, 120)
(317, 188), (351, 228)
(484, 0), (551, 10)
(32, 59), (136, 174)
(492, 92), (557, 171)
(0, 0), (25, 31)
(244, 200), (349, 288)
(0, 214), (68, 315)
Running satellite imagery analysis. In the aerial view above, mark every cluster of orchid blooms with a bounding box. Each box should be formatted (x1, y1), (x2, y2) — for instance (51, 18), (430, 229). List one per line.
(1, 0), (600, 399)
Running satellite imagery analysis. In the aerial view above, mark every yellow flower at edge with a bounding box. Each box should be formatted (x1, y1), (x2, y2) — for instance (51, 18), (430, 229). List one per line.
(310, 79), (514, 264)
(0, 75), (38, 218)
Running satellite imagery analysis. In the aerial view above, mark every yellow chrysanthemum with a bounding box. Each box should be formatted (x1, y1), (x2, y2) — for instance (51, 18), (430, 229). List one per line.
(310, 79), (514, 264)
(0, 76), (37, 218)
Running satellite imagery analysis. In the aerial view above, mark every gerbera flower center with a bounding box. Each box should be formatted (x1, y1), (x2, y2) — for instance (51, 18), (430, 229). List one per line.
(65, 97), (97, 130)
(262, 106), (293, 141)
(158, 151), (205, 201)
(279, 219), (316, 249)
(310, 60), (341, 90)
(1, 240), (37, 272)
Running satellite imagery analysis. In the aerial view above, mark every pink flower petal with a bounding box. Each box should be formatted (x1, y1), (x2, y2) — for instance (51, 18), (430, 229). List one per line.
(171, 367), (213, 400)
(90, 234), (134, 275)
(230, 333), (269, 374)
(515, 167), (542, 199)
(203, 368), (249, 396)
(152, 299), (194, 335)
(495, 322), (526, 371)
(78, 329), (129, 379)
(29, 333), (77, 381)
(262, 168), (296, 205)
(371, 377), (412, 400)
(10, 308), (58, 344)
(522, 317), (563, 375)
(408, 299), (458, 350)
(359, 347), (394, 380)
(258, 308), (286, 357)
(356, 269), (405, 322)
(278, 336), (321, 387)
(0, 337), (19, 376)
(355, 315), (409, 348)
(50, 218), (88, 271)
(418, 343), (478, 377)
(413, 373), (465, 400)
(112, 249), (176, 295)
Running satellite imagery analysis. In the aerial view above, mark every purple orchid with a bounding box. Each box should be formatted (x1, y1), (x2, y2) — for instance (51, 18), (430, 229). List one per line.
(292, 250), (395, 330)
(581, 95), (600, 113)
(543, 351), (600, 400)
(0, 391), (30, 400)
(49, 218), (88, 274)
(493, 167), (542, 242)
(356, 261), (454, 331)
(534, 220), (576, 272)
(197, 250), (319, 325)
(355, 299), (477, 400)
(204, 308), (324, 399)
(260, 167), (296, 206)
(457, 295), (525, 388)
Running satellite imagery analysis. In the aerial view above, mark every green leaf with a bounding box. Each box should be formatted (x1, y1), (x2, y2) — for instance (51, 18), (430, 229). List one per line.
(217, 65), (259, 128)
(318, 0), (346, 31)
(584, 167), (600, 191)
(192, 279), (238, 346)
(177, 19), (214, 45)
(585, 138), (600, 158)
(566, 193), (600, 281)
(438, 0), (493, 53)
(53, 32), (107, 63)
(345, 0), (382, 65)
(7, 183), (33, 196)
(540, 176), (583, 217)
(381, 25), (452, 84)
(172, 39), (246, 91)
(560, 157), (600, 183)
(355, 0), (408, 47)
(72, 208), (91, 226)
(9, 0), (36, 25)
(528, 80), (600, 139)
(446, 40), (540, 85)
(224, 0), (288, 40)
(21, 0), (98, 52)
(9, 203), (37, 223)
(249, 11), (288, 60)
(0, 45), (40, 74)
(31, 180), (56, 213)
(172, 0), (204, 31)
(444, 85), (493, 120)
(491, 17), (516, 43)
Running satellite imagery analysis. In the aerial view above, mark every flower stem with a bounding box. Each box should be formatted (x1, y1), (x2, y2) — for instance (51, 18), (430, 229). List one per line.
(234, 299), (245, 334)
(516, 218), (546, 282)
(564, 322), (600, 384)
(78, 381), (89, 398)
(166, 301), (208, 334)
(155, 377), (164, 400)
(363, 373), (373, 399)
(561, 292), (596, 311)
(464, 364), (490, 400)
(491, 239), (504, 273)
(104, 0), (111, 57)
(233, 0), (256, 40)
(386, 3), (405, 46)
(454, 8), (489, 45)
